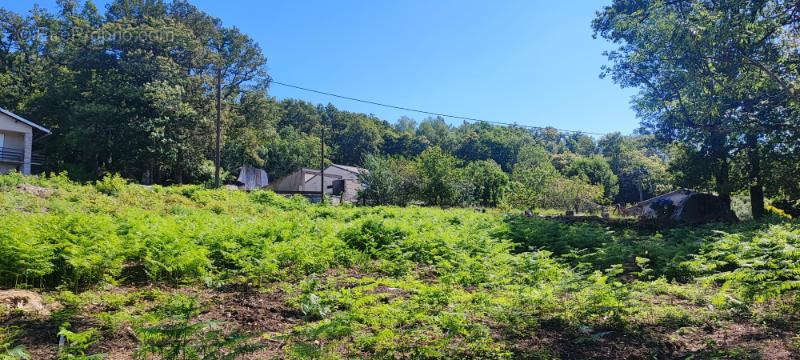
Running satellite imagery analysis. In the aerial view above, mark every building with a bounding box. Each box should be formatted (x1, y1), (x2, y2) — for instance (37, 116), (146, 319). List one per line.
(269, 164), (367, 202)
(623, 189), (737, 224)
(0, 108), (50, 175)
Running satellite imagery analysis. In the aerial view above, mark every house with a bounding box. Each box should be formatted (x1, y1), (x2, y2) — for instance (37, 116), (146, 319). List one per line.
(269, 164), (367, 202)
(0, 108), (50, 175)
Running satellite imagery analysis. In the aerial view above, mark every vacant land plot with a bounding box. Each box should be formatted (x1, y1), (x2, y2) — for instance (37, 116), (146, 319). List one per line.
(1, 173), (799, 359)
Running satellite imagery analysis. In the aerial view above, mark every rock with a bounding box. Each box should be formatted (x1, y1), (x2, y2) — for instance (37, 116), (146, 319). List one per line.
(16, 184), (53, 198)
(0, 290), (53, 317)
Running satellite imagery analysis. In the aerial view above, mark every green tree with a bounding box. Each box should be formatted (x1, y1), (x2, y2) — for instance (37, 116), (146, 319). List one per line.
(417, 147), (461, 206)
(564, 155), (618, 203)
(358, 154), (420, 206)
(505, 145), (559, 209)
(593, 0), (800, 217)
(462, 159), (509, 207)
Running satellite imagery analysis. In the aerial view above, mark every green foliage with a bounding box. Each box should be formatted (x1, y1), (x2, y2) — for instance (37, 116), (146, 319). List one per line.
(685, 223), (800, 302)
(46, 214), (128, 288)
(0, 214), (55, 287)
(94, 174), (128, 196)
(564, 155), (618, 203)
(358, 155), (420, 206)
(462, 159), (509, 207)
(417, 147), (462, 207)
(134, 295), (261, 360)
(0, 327), (29, 360)
(57, 324), (103, 360)
(507, 148), (606, 211)
(0, 171), (24, 190)
(2, 174), (800, 358)
(121, 212), (211, 284)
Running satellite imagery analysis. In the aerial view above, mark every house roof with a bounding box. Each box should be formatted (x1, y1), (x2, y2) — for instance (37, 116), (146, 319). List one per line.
(329, 164), (367, 174)
(0, 107), (51, 135)
(635, 189), (693, 207)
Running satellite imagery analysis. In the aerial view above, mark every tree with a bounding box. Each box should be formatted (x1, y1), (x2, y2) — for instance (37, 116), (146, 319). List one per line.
(462, 159), (509, 207)
(326, 106), (386, 166)
(221, 90), (282, 173)
(565, 133), (597, 156)
(416, 117), (455, 152)
(393, 116), (417, 134)
(564, 155), (618, 203)
(505, 145), (559, 209)
(417, 147), (461, 207)
(593, 0), (800, 217)
(599, 133), (669, 204)
(208, 25), (268, 187)
(358, 155), (420, 206)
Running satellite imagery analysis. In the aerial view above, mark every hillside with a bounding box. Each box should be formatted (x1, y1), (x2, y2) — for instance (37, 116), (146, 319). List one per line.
(1, 172), (799, 359)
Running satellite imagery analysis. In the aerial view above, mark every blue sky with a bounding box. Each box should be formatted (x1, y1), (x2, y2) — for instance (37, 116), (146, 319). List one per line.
(5, 1), (638, 135)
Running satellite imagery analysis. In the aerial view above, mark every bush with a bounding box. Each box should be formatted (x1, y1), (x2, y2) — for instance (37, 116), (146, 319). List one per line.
(358, 154), (420, 206)
(462, 159), (509, 207)
(684, 223), (800, 301)
(45, 214), (127, 287)
(121, 212), (211, 283)
(95, 173), (128, 196)
(0, 214), (55, 287)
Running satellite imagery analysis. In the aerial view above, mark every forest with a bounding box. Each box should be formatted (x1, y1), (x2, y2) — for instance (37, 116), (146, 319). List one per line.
(2, 0), (799, 216)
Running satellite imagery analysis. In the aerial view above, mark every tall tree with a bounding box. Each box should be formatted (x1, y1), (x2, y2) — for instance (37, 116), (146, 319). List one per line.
(593, 0), (800, 216)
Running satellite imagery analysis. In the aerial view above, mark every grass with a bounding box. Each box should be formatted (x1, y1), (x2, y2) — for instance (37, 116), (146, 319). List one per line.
(0, 172), (799, 359)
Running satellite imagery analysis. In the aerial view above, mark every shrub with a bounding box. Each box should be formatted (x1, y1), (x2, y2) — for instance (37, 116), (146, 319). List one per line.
(134, 295), (261, 360)
(358, 154), (420, 206)
(95, 173), (128, 196)
(44, 214), (127, 287)
(121, 212), (211, 283)
(0, 327), (29, 360)
(684, 223), (800, 302)
(0, 214), (55, 287)
(339, 217), (408, 256)
(57, 324), (103, 360)
(0, 170), (24, 190)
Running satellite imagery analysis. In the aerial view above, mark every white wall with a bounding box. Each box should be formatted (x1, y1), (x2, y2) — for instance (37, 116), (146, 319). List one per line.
(0, 131), (25, 149)
(303, 173), (341, 194)
(0, 113), (33, 136)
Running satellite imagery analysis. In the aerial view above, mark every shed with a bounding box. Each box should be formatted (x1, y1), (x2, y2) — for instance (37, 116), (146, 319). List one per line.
(236, 165), (269, 190)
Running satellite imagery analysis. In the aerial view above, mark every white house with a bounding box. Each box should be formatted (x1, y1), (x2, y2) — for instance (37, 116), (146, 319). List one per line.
(269, 164), (367, 202)
(0, 108), (51, 175)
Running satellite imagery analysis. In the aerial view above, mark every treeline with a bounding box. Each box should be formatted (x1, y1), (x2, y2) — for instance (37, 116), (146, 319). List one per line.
(2, 0), (800, 212)
(357, 131), (671, 209)
(0, 0), (668, 206)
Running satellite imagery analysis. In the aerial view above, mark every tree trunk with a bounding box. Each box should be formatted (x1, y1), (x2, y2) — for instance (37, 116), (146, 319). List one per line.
(710, 130), (732, 209)
(214, 69), (222, 188)
(637, 181), (644, 202)
(747, 133), (765, 218)
(176, 149), (183, 185)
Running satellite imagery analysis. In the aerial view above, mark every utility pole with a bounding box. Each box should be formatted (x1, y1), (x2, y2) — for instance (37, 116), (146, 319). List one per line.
(214, 68), (222, 188)
(320, 120), (325, 198)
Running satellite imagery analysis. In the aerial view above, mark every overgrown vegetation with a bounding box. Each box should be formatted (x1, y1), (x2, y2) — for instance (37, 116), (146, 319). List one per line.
(1, 174), (799, 358)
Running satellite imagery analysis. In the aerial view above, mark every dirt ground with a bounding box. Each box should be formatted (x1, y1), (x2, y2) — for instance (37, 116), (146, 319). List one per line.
(2, 286), (798, 359)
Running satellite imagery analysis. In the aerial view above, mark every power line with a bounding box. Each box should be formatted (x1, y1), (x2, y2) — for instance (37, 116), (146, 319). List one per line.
(271, 80), (607, 136)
